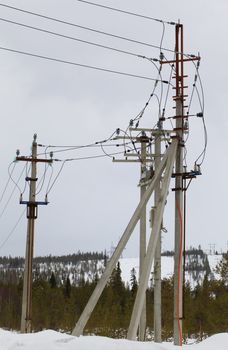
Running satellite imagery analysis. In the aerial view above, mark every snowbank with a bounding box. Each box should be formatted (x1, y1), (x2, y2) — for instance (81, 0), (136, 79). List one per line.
(0, 329), (228, 350)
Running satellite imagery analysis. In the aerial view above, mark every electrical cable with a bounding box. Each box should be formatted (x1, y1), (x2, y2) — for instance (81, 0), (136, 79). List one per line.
(0, 3), (170, 52)
(0, 17), (154, 61)
(8, 161), (21, 195)
(0, 208), (26, 251)
(0, 163), (27, 219)
(0, 46), (169, 82)
(0, 4), (197, 57)
(45, 164), (54, 196)
(46, 161), (66, 196)
(54, 149), (132, 162)
(21, 162), (31, 196)
(0, 162), (16, 205)
(75, 0), (176, 25)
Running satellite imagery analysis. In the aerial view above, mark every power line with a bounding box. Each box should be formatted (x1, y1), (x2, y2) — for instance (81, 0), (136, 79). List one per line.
(0, 46), (169, 82)
(0, 4), (194, 56)
(0, 208), (26, 251)
(0, 163), (27, 220)
(0, 162), (16, 205)
(55, 149), (136, 162)
(0, 17), (152, 60)
(75, 0), (176, 25)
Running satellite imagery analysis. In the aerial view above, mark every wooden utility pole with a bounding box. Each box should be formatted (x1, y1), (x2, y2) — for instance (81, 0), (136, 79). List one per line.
(17, 134), (52, 333)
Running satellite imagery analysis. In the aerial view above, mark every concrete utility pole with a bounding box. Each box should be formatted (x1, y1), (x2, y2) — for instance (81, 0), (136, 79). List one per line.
(173, 24), (184, 346)
(72, 140), (176, 337)
(153, 132), (162, 343)
(17, 134), (52, 333)
(127, 140), (178, 340)
(139, 137), (147, 341)
(20, 134), (37, 333)
(159, 24), (201, 346)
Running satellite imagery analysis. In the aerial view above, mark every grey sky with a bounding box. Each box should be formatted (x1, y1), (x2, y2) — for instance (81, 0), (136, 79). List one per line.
(0, 0), (227, 258)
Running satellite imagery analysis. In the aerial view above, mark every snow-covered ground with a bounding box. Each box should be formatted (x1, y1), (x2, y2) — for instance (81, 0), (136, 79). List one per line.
(1, 329), (228, 350)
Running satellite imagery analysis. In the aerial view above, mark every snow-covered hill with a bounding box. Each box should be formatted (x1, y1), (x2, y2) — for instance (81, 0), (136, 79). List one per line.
(0, 252), (223, 289)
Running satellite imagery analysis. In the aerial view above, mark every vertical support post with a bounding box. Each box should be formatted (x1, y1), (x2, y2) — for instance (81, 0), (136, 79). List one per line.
(21, 134), (37, 333)
(139, 140), (147, 341)
(127, 140), (178, 340)
(154, 133), (162, 342)
(72, 144), (172, 337)
(173, 24), (184, 346)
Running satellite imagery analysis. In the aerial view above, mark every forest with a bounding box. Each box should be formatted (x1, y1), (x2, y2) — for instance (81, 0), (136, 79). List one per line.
(0, 252), (227, 342)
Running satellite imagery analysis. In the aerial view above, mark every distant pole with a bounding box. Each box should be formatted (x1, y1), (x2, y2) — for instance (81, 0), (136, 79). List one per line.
(139, 137), (147, 340)
(154, 133), (162, 343)
(20, 134), (37, 333)
(18, 134), (52, 333)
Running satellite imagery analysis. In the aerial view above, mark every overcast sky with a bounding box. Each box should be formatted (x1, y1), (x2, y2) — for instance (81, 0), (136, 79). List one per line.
(0, 0), (227, 258)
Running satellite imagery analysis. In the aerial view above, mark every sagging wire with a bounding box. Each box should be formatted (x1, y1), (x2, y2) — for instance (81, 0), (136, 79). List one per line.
(0, 208), (26, 251)
(0, 162), (16, 205)
(0, 17), (156, 62)
(46, 161), (66, 196)
(0, 163), (27, 219)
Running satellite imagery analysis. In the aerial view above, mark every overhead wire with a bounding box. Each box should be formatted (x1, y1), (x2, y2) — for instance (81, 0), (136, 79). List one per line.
(75, 0), (176, 25)
(0, 17), (155, 61)
(0, 208), (26, 251)
(0, 46), (170, 83)
(0, 161), (16, 205)
(0, 4), (196, 56)
(0, 163), (27, 219)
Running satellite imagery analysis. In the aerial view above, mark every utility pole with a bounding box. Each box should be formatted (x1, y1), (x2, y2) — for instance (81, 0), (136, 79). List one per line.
(72, 139), (177, 337)
(139, 136), (147, 341)
(71, 23), (201, 342)
(153, 132), (162, 343)
(173, 23), (184, 346)
(160, 24), (200, 346)
(17, 134), (52, 333)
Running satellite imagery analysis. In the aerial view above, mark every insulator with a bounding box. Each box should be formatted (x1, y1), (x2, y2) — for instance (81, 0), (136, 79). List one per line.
(129, 119), (134, 127)
(196, 112), (203, 118)
(116, 128), (120, 135)
(16, 149), (20, 156)
(184, 120), (189, 130)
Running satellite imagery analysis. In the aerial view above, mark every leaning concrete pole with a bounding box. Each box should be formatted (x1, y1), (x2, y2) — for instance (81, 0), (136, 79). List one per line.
(72, 143), (173, 337)
(127, 139), (178, 340)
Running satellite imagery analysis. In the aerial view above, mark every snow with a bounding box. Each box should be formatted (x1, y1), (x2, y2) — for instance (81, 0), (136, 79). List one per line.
(1, 330), (228, 350)
(119, 254), (223, 288)
(119, 257), (173, 286)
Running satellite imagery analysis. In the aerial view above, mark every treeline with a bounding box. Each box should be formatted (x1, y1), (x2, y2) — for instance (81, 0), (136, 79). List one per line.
(0, 251), (106, 268)
(0, 253), (227, 341)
